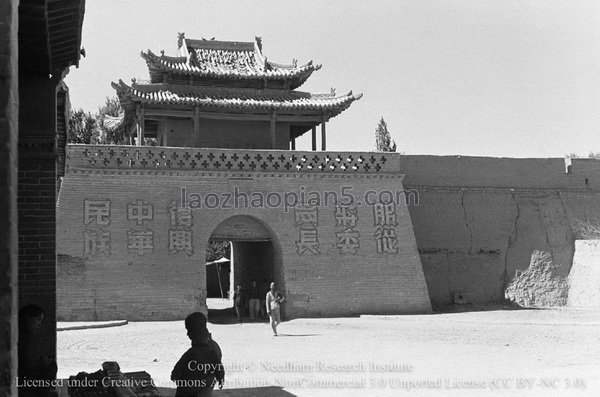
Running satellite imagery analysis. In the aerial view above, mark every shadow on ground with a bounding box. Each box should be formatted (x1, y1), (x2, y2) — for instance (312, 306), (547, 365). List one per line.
(275, 333), (321, 337)
(157, 386), (296, 396)
(432, 302), (532, 314)
(208, 306), (269, 325)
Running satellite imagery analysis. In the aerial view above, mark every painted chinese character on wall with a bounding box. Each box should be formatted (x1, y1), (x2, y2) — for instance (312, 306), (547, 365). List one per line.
(295, 206), (319, 255)
(128, 200), (154, 225)
(124, 200), (155, 256)
(168, 229), (194, 255)
(169, 201), (193, 228)
(168, 200), (194, 255)
(83, 199), (112, 257)
(84, 200), (111, 226)
(127, 229), (154, 255)
(83, 230), (111, 257)
(372, 201), (398, 254)
(334, 205), (360, 255)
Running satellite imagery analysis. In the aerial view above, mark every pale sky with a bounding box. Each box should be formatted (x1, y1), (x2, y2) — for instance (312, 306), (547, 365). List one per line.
(65, 0), (600, 158)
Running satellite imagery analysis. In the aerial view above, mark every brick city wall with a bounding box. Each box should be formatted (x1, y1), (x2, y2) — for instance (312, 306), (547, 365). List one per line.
(56, 145), (432, 320)
(0, 1), (18, 395)
(18, 76), (61, 366)
(401, 155), (600, 307)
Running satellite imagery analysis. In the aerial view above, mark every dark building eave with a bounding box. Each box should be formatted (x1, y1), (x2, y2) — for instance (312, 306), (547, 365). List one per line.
(19, 0), (85, 77)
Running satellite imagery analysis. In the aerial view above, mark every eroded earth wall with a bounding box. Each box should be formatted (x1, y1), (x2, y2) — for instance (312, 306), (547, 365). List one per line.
(401, 156), (600, 307)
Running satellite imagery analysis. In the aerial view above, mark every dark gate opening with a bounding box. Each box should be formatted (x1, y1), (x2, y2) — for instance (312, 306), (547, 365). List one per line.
(205, 215), (283, 323)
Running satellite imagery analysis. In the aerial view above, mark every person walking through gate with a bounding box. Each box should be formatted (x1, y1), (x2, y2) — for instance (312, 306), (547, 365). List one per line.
(248, 279), (260, 320)
(266, 282), (285, 336)
(232, 284), (244, 324)
(260, 278), (269, 318)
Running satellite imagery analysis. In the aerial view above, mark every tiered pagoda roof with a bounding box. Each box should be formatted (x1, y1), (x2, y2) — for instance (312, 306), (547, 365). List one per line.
(112, 34), (362, 142)
(141, 36), (320, 89)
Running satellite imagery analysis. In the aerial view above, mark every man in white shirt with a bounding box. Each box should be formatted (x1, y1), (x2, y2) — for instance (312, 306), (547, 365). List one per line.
(266, 282), (285, 336)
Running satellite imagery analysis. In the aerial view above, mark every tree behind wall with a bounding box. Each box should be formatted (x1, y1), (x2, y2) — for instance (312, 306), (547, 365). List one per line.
(375, 117), (397, 152)
(68, 97), (126, 144)
(67, 109), (99, 144)
(206, 240), (231, 262)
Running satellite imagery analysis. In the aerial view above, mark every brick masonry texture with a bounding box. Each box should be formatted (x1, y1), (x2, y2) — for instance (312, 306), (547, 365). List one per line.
(0, 1), (18, 395)
(57, 146), (432, 320)
(18, 75), (61, 361)
(58, 148), (600, 318)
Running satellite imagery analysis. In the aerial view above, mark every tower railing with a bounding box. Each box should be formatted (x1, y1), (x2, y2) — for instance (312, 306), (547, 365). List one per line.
(66, 144), (400, 174)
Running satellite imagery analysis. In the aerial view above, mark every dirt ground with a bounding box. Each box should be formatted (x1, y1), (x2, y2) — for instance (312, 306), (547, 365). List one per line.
(57, 303), (600, 397)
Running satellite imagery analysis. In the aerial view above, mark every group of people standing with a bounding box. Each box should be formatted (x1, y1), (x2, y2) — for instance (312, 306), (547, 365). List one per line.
(233, 280), (285, 336)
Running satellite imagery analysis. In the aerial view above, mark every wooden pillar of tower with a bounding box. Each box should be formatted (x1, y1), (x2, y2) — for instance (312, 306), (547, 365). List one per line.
(321, 114), (327, 151)
(159, 119), (168, 146)
(311, 127), (317, 151)
(136, 106), (145, 146)
(136, 125), (141, 146)
(270, 110), (277, 148)
(194, 106), (200, 137)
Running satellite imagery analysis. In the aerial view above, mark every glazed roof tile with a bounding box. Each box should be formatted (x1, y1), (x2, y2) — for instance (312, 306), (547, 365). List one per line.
(112, 80), (362, 113)
(142, 36), (321, 88)
(142, 50), (320, 82)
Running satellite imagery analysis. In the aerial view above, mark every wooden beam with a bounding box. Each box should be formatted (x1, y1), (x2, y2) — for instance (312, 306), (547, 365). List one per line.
(46, 13), (78, 25)
(47, 28), (82, 41)
(45, 18), (79, 30)
(270, 110), (277, 149)
(311, 127), (317, 151)
(47, 4), (82, 15)
(141, 107), (327, 122)
(143, 108), (192, 118)
(274, 114), (324, 123)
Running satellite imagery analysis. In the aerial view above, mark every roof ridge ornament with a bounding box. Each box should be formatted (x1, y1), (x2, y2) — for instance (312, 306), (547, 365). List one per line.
(177, 32), (190, 63)
(255, 36), (262, 52)
(330, 87), (336, 96)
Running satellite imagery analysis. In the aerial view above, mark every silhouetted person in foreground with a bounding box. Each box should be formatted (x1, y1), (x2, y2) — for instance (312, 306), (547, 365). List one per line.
(18, 304), (57, 397)
(172, 312), (224, 397)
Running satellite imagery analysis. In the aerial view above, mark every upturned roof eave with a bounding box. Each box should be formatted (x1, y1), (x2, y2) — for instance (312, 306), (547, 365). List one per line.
(111, 79), (362, 117)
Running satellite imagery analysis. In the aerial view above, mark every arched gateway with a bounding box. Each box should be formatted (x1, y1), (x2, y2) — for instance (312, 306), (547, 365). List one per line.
(207, 215), (284, 306)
